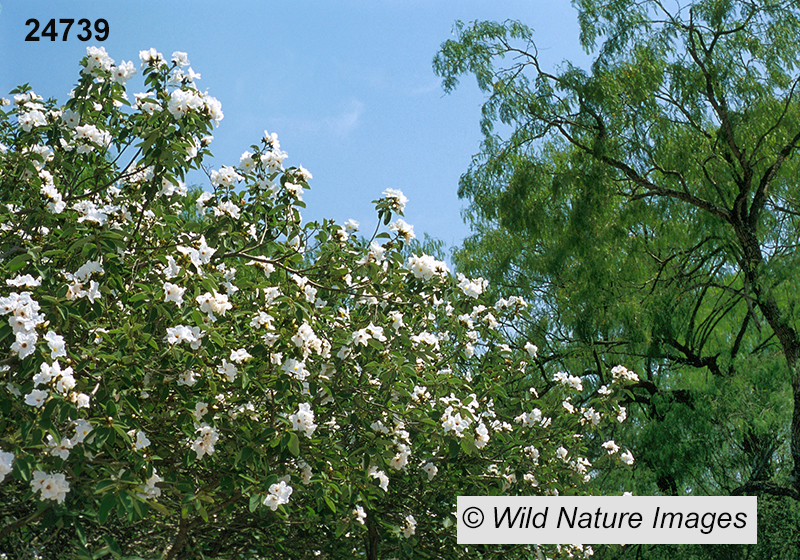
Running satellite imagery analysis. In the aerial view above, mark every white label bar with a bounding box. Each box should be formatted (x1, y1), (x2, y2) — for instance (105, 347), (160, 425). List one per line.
(457, 496), (757, 544)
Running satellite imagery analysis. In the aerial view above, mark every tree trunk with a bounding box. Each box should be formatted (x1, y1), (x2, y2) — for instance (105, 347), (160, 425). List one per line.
(734, 219), (800, 494)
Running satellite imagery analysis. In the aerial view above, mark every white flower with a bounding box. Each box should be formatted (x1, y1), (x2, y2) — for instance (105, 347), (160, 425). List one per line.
(25, 389), (48, 408)
(402, 514), (417, 538)
(524, 341), (538, 358)
(164, 325), (204, 348)
(352, 328), (371, 346)
(285, 182), (304, 201)
(177, 370), (198, 386)
(388, 218), (415, 241)
(406, 254), (450, 281)
(611, 365), (639, 383)
(382, 188), (408, 213)
(0, 450), (15, 482)
(389, 310), (404, 331)
(210, 165), (242, 188)
(353, 505), (367, 525)
(139, 48), (165, 68)
(134, 430), (151, 450)
(554, 371), (583, 391)
(620, 450), (635, 465)
(289, 403), (317, 438)
(111, 60), (137, 85)
(6, 274), (41, 287)
(230, 348), (252, 363)
(214, 200), (241, 219)
(238, 150), (255, 172)
(72, 419), (93, 444)
(602, 440), (620, 454)
(163, 282), (186, 307)
(368, 466), (389, 492)
(456, 273), (487, 299)
(30, 470), (70, 504)
(217, 359), (237, 383)
(12, 331), (38, 360)
(46, 434), (73, 460)
(172, 51), (190, 66)
(556, 446), (569, 461)
(139, 471), (163, 499)
(421, 462), (438, 481)
(192, 424), (219, 460)
(344, 219), (360, 233)
(44, 330), (67, 359)
(282, 358), (309, 381)
(263, 480), (293, 510)
(194, 401), (209, 422)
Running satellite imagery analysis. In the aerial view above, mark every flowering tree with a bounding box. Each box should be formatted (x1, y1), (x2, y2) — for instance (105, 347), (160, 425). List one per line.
(0, 48), (634, 560)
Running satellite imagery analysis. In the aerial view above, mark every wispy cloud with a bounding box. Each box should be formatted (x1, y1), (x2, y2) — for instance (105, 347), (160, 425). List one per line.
(410, 79), (441, 96)
(278, 99), (364, 139)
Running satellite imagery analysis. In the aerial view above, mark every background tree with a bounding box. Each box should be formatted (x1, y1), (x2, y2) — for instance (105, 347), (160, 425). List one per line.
(435, 0), (800, 556)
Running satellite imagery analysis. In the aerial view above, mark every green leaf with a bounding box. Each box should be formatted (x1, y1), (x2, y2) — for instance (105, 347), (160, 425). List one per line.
(102, 534), (122, 558)
(6, 251), (32, 272)
(98, 492), (116, 524)
(95, 480), (117, 494)
(323, 495), (337, 513)
(288, 432), (300, 457)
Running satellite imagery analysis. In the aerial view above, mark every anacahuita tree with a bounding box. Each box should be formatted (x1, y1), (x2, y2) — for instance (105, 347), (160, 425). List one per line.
(0, 48), (635, 559)
(434, 0), (800, 557)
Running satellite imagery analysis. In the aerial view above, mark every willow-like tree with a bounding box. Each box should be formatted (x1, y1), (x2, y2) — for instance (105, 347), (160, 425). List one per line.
(435, 1), (800, 553)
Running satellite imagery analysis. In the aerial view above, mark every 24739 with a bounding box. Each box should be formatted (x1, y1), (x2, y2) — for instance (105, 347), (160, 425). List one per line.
(25, 19), (109, 42)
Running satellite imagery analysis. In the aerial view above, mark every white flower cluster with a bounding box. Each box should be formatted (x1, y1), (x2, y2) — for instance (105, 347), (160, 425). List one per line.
(368, 465), (390, 492)
(514, 408), (553, 428)
(402, 514), (417, 538)
(33, 360), (74, 395)
(210, 165), (243, 188)
(388, 218), (415, 241)
(388, 423), (412, 471)
(64, 259), (104, 302)
(15, 91), (47, 132)
(191, 424), (219, 460)
(177, 235), (217, 274)
(145, 50), (223, 126)
(292, 321), (330, 358)
(440, 394), (479, 438)
(554, 371), (583, 391)
(351, 322), (386, 347)
(74, 123), (112, 153)
(30, 470), (70, 504)
(382, 188), (409, 213)
(0, 449), (13, 482)
(456, 273), (488, 299)
(0, 291), (45, 359)
(406, 254), (450, 281)
(263, 480), (293, 510)
(353, 504), (367, 525)
(611, 365), (639, 383)
(289, 403), (317, 438)
(138, 471), (162, 499)
(164, 325), (205, 348)
(196, 291), (232, 321)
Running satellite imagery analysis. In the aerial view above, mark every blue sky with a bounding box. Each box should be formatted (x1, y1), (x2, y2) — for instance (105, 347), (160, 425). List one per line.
(1, 1), (589, 256)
